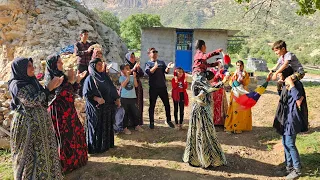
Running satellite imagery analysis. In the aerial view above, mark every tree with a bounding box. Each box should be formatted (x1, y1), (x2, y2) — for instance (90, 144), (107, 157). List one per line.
(94, 9), (121, 35)
(120, 14), (163, 49)
(235, 0), (320, 15)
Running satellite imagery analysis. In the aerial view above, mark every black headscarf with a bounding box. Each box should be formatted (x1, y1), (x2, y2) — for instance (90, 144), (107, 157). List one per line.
(85, 58), (119, 102)
(88, 58), (106, 83)
(8, 57), (42, 110)
(45, 54), (68, 86)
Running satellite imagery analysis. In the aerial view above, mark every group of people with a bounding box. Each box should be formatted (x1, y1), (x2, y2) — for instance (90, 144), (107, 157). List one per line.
(182, 39), (308, 180)
(7, 26), (308, 180)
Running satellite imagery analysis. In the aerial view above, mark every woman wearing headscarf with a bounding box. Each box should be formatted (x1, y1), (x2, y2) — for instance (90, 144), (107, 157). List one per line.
(83, 58), (120, 154)
(210, 60), (228, 126)
(8, 57), (63, 180)
(45, 54), (88, 173)
(183, 61), (227, 168)
(224, 60), (251, 133)
(125, 52), (144, 126)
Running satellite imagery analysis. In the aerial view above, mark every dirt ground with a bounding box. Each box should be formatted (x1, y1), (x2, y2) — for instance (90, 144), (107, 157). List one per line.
(65, 81), (320, 180)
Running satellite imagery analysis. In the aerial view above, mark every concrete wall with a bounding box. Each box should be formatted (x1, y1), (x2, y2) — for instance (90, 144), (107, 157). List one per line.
(192, 30), (228, 63)
(141, 29), (229, 73)
(141, 29), (176, 71)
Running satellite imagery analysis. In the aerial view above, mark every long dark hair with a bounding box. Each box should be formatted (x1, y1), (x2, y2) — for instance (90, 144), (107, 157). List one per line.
(195, 40), (205, 50)
(236, 60), (244, 66)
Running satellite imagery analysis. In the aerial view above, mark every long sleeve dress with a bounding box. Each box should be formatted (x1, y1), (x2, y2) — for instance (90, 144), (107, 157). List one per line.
(183, 78), (227, 168)
(224, 71), (252, 132)
(10, 84), (63, 179)
(48, 82), (88, 173)
(83, 72), (119, 154)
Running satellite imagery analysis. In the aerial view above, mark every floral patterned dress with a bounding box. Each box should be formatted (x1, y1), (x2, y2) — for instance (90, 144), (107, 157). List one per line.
(48, 82), (88, 173)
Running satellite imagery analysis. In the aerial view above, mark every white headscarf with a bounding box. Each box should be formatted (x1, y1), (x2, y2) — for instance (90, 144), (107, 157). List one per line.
(125, 52), (134, 61)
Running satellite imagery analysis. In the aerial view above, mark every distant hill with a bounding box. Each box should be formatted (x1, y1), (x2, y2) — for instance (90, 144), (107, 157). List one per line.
(82, 0), (320, 65)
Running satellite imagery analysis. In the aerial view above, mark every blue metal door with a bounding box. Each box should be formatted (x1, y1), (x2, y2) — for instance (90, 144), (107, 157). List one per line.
(175, 31), (193, 72)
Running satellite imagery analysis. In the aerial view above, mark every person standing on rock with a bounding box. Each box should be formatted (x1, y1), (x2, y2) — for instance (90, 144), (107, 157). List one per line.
(8, 57), (64, 180)
(45, 54), (88, 173)
(74, 29), (96, 97)
(145, 47), (175, 129)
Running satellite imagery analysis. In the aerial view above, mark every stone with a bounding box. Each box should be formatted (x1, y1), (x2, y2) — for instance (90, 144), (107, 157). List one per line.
(60, 19), (69, 27)
(3, 30), (25, 41)
(66, 12), (79, 25)
(0, 81), (8, 88)
(3, 101), (10, 108)
(0, 115), (3, 121)
(0, 107), (8, 113)
(0, 138), (10, 149)
(4, 111), (13, 119)
(246, 57), (269, 72)
(5, 91), (11, 99)
(2, 118), (11, 128)
(0, 17), (12, 24)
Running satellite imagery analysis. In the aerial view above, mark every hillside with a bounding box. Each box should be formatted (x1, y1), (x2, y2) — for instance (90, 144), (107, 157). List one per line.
(82, 0), (320, 65)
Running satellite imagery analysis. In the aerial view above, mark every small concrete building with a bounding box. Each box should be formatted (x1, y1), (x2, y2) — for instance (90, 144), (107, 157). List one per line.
(141, 27), (239, 72)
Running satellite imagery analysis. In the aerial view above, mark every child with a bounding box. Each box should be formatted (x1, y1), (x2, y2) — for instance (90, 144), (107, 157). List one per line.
(271, 40), (305, 95)
(119, 64), (144, 134)
(171, 67), (189, 130)
(273, 67), (308, 180)
(192, 40), (224, 105)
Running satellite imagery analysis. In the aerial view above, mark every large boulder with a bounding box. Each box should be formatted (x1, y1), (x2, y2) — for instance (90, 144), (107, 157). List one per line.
(0, 0), (127, 81)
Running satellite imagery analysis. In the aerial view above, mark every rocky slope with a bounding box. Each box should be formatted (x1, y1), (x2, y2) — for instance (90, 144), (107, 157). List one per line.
(0, 0), (127, 81)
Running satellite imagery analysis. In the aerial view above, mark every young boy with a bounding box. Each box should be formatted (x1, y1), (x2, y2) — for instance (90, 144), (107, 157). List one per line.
(171, 67), (189, 130)
(119, 64), (144, 134)
(271, 40), (305, 95)
(192, 40), (224, 105)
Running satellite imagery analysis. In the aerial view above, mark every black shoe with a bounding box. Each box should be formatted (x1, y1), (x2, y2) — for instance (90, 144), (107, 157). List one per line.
(166, 121), (175, 128)
(149, 123), (154, 129)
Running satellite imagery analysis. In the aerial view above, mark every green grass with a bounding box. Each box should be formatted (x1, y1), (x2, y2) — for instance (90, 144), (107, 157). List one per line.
(0, 149), (13, 180)
(297, 132), (320, 179)
(305, 69), (320, 75)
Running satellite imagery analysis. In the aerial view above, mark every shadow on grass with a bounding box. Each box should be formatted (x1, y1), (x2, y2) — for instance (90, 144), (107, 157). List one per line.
(300, 153), (320, 178)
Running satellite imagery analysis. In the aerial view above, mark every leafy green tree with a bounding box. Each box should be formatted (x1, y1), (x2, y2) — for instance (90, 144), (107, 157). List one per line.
(94, 9), (121, 35)
(120, 14), (163, 49)
(235, 0), (320, 15)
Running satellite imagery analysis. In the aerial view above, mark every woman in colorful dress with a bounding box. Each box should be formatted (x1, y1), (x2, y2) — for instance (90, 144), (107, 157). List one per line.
(83, 58), (120, 154)
(224, 60), (251, 133)
(125, 52), (144, 126)
(183, 77), (227, 168)
(183, 41), (227, 168)
(45, 54), (88, 173)
(9, 57), (63, 179)
(210, 61), (228, 126)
